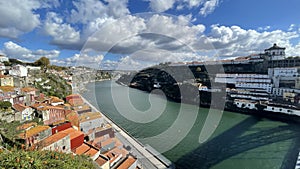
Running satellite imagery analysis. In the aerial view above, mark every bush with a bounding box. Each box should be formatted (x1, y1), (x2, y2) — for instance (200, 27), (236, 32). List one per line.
(0, 101), (12, 109)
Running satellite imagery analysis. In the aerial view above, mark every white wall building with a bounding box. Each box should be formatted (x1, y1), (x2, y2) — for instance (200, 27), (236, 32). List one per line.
(264, 43), (285, 60)
(9, 64), (28, 77)
(0, 55), (9, 62)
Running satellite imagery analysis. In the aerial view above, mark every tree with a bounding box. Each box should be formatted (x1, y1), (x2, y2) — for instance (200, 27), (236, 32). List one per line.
(34, 57), (50, 68)
(0, 101), (12, 109)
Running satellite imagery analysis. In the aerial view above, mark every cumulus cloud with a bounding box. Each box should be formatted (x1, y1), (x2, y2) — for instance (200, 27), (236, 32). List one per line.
(199, 0), (219, 16)
(148, 0), (176, 12)
(206, 25), (299, 57)
(0, 0), (41, 38)
(66, 53), (104, 68)
(2, 41), (60, 62)
(43, 12), (81, 49)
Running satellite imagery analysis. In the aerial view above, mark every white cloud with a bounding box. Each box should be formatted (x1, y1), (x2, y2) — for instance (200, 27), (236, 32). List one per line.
(206, 25), (299, 57)
(199, 0), (219, 16)
(0, 0), (41, 38)
(148, 0), (176, 12)
(184, 0), (204, 8)
(2, 41), (60, 62)
(43, 12), (80, 48)
(66, 53), (104, 68)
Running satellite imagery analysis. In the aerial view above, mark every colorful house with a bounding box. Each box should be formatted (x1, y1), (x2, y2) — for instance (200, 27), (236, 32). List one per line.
(60, 127), (84, 150)
(40, 106), (66, 125)
(18, 125), (52, 147)
(39, 132), (71, 153)
(13, 103), (34, 121)
(79, 112), (104, 133)
(0, 75), (14, 86)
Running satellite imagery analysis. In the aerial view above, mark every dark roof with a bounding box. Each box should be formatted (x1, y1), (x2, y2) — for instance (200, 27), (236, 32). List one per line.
(265, 43), (285, 51)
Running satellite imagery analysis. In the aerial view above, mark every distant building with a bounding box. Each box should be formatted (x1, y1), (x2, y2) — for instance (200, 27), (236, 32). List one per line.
(18, 125), (52, 147)
(13, 103), (34, 122)
(264, 43), (285, 61)
(0, 75), (14, 86)
(39, 132), (71, 153)
(79, 112), (104, 133)
(9, 64), (28, 77)
(0, 54), (9, 62)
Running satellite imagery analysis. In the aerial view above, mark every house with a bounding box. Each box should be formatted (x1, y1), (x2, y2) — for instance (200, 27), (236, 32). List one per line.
(95, 155), (110, 169)
(116, 155), (137, 169)
(65, 110), (80, 129)
(66, 94), (82, 102)
(51, 122), (72, 134)
(18, 125), (52, 147)
(73, 104), (92, 115)
(79, 112), (104, 133)
(40, 106), (66, 125)
(13, 103), (34, 122)
(74, 142), (100, 160)
(49, 96), (64, 106)
(0, 54), (9, 62)
(60, 127), (84, 150)
(20, 87), (39, 105)
(9, 64), (28, 77)
(38, 132), (71, 153)
(85, 124), (115, 142)
(0, 75), (14, 86)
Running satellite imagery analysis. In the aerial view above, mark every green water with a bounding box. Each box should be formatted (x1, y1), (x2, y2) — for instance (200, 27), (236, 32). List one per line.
(82, 80), (300, 169)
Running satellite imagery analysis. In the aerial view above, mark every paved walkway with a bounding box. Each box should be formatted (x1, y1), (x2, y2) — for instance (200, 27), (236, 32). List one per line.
(81, 96), (173, 169)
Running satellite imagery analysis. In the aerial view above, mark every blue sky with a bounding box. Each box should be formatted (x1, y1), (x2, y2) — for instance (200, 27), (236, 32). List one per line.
(0, 0), (300, 70)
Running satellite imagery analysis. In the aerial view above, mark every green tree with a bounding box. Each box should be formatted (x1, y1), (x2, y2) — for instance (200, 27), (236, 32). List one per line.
(0, 101), (12, 109)
(34, 57), (50, 68)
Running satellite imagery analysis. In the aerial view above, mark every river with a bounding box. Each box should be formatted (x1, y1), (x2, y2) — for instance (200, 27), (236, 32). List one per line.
(82, 80), (300, 169)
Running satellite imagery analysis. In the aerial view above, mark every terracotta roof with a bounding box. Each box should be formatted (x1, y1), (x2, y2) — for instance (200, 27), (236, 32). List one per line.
(79, 112), (102, 123)
(13, 103), (30, 112)
(72, 104), (91, 111)
(74, 142), (99, 157)
(39, 105), (65, 111)
(21, 87), (38, 93)
(40, 132), (69, 148)
(16, 122), (37, 131)
(0, 86), (15, 92)
(30, 103), (49, 110)
(66, 112), (79, 127)
(60, 128), (83, 140)
(68, 98), (84, 106)
(74, 143), (90, 155)
(22, 125), (50, 138)
(50, 96), (64, 103)
(95, 155), (109, 167)
(116, 156), (137, 169)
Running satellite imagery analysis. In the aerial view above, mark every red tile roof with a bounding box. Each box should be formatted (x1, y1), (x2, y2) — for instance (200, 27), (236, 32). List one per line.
(13, 103), (30, 112)
(21, 87), (37, 93)
(116, 156), (137, 169)
(60, 128), (84, 140)
(40, 132), (69, 148)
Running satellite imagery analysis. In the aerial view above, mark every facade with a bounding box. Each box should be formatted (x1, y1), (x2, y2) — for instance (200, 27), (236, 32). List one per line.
(40, 132), (71, 153)
(264, 43), (285, 60)
(18, 125), (52, 147)
(60, 127), (84, 150)
(13, 103), (34, 121)
(79, 112), (104, 133)
(0, 55), (9, 62)
(9, 64), (28, 77)
(41, 106), (66, 125)
(0, 75), (14, 86)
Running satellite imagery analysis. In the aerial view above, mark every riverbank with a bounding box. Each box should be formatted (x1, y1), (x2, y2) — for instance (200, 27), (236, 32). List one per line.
(80, 94), (174, 169)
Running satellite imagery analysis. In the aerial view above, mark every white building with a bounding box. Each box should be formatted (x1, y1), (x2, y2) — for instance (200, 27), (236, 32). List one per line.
(0, 55), (9, 62)
(264, 43), (285, 60)
(9, 64), (28, 77)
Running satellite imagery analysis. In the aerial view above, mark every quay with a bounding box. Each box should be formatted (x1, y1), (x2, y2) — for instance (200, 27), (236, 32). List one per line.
(81, 96), (174, 169)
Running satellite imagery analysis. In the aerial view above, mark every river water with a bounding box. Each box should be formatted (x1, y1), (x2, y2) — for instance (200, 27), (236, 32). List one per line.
(82, 80), (300, 169)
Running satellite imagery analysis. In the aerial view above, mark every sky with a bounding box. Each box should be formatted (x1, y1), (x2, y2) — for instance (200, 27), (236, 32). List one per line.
(0, 0), (300, 70)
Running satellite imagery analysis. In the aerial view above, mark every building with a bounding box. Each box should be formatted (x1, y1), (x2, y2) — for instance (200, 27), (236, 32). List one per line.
(40, 106), (66, 125)
(79, 112), (104, 133)
(60, 127), (84, 150)
(13, 103), (34, 122)
(49, 96), (65, 106)
(0, 54), (9, 62)
(264, 43), (285, 60)
(39, 132), (71, 153)
(9, 64), (28, 77)
(18, 125), (52, 147)
(0, 75), (14, 86)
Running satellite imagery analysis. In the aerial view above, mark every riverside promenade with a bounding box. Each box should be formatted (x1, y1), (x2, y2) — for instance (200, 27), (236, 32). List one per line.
(81, 96), (174, 169)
